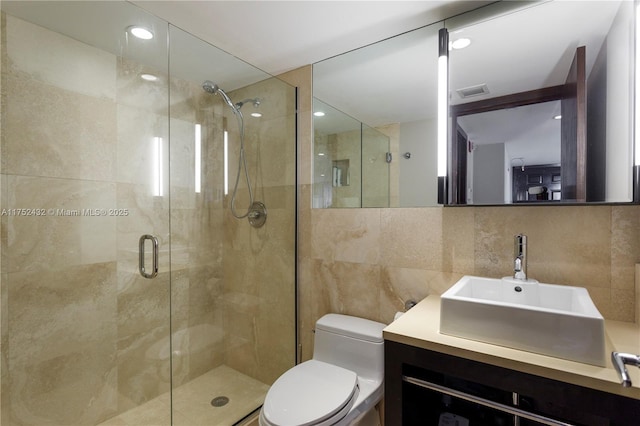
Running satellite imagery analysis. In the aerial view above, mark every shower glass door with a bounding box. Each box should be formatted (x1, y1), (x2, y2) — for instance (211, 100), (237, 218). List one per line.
(1, 2), (172, 425)
(1, 2), (297, 425)
(167, 25), (297, 426)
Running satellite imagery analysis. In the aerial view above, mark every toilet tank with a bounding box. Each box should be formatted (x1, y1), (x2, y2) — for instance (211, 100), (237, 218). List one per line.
(313, 314), (386, 382)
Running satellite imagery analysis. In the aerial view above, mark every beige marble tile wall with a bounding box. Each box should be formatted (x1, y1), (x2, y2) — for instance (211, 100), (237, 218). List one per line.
(376, 123), (400, 207)
(331, 129), (361, 207)
(222, 77), (297, 386)
(291, 65), (640, 362)
(1, 14), (173, 425)
(361, 127), (390, 208)
(168, 77), (226, 387)
(302, 205), (640, 350)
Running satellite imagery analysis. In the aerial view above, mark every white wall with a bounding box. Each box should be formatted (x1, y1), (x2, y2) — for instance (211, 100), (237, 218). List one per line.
(473, 142), (505, 204)
(399, 117), (438, 207)
(605, 1), (634, 201)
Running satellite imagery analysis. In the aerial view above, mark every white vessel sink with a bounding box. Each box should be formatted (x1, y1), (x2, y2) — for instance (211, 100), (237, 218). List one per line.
(440, 275), (605, 366)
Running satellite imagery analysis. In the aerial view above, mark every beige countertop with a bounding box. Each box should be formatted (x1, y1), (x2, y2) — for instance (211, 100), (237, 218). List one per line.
(383, 295), (640, 400)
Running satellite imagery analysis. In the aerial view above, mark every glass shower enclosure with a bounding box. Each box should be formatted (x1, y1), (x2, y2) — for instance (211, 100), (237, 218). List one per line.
(0, 2), (297, 425)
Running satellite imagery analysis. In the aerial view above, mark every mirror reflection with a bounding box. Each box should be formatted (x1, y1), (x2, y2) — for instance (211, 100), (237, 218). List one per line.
(313, 0), (637, 208)
(313, 23), (442, 208)
(313, 99), (391, 208)
(447, 0), (635, 205)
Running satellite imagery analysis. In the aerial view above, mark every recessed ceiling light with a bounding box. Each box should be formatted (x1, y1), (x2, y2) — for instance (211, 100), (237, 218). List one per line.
(128, 26), (154, 40)
(140, 73), (158, 82)
(553, 115), (562, 120)
(314, 111), (325, 117)
(451, 38), (471, 50)
(318, 152), (325, 156)
(251, 112), (262, 118)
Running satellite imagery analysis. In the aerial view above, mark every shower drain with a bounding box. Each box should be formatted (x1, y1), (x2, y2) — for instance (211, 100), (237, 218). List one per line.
(211, 396), (230, 407)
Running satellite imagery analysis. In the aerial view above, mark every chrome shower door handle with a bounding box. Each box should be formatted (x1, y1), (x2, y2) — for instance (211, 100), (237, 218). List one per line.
(139, 234), (159, 279)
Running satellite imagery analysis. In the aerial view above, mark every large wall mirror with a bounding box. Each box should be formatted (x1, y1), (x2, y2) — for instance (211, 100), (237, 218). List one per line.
(446, 0), (637, 205)
(313, 22), (442, 208)
(313, 0), (638, 208)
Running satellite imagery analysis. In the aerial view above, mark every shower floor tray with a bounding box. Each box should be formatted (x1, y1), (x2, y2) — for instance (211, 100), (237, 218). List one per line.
(98, 365), (269, 426)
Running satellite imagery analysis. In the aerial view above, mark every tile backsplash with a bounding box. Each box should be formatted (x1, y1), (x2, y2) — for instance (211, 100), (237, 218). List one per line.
(298, 203), (640, 359)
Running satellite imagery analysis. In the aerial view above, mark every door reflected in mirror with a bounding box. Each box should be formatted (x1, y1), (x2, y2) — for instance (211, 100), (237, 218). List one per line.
(447, 0), (636, 205)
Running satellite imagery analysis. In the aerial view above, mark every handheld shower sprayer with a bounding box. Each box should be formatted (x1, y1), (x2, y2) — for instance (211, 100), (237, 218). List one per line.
(202, 80), (240, 114)
(201, 80), (265, 225)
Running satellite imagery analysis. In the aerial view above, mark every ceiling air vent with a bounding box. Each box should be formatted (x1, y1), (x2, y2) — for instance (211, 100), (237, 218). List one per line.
(456, 83), (490, 99)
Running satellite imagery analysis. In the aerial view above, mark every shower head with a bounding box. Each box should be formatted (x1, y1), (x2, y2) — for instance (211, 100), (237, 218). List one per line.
(202, 80), (219, 94)
(202, 80), (238, 113)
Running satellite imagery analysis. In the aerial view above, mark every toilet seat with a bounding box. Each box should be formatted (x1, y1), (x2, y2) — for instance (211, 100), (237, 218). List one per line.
(261, 360), (360, 426)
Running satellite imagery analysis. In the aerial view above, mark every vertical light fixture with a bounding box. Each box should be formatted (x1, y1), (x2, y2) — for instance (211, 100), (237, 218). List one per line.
(437, 27), (449, 204)
(224, 130), (229, 195)
(195, 124), (202, 194)
(153, 137), (164, 197)
(635, 2), (640, 201)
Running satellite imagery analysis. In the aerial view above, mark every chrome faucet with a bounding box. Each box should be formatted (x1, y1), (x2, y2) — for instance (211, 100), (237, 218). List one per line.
(514, 234), (527, 280)
(612, 352), (640, 387)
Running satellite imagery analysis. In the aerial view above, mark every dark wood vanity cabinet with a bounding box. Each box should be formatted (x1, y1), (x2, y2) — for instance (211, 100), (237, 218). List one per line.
(385, 340), (640, 425)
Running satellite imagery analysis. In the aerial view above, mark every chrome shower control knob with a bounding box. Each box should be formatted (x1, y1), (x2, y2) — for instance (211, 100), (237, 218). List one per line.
(248, 201), (267, 228)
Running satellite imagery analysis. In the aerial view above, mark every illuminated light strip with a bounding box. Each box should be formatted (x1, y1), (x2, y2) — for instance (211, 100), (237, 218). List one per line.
(633, 4), (640, 166)
(224, 130), (229, 195)
(437, 27), (449, 177)
(153, 137), (163, 197)
(195, 124), (202, 193)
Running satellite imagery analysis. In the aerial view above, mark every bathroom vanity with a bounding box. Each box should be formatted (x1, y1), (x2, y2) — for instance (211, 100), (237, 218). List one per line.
(383, 297), (640, 425)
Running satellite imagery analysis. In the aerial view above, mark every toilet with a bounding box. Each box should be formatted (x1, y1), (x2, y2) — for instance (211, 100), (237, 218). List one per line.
(259, 314), (386, 426)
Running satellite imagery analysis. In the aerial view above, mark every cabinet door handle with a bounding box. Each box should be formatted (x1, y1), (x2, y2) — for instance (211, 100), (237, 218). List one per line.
(139, 234), (159, 279)
(403, 375), (575, 426)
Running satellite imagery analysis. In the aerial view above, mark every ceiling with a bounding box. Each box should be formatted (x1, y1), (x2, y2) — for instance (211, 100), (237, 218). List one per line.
(130, 0), (491, 76)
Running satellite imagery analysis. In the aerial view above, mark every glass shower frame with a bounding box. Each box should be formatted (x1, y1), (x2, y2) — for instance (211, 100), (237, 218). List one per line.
(0, 2), (297, 425)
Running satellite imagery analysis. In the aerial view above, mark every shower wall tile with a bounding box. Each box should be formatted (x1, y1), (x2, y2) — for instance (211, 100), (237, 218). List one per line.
(224, 176), (296, 385)
(115, 183), (170, 277)
(254, 312), (296, 385)
(228, 78), (297, 189)
(116, 104), (168, 187)
(116, 271), (170, 339)
(169, 269), (224, 389)
(6, 262), (118, 425)
(170, 207), (223, 271)
(169, 117), (198, 207)
(116, 322), (171, 414)
(3, 74), (117, 181)
(117, 58), (168, 115)
(5, 15), (116, 99)
(257, 115), (297, 188)
(6, 176), (117, 273)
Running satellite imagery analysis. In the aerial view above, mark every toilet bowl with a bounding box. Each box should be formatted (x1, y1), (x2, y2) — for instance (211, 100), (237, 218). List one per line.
(259, 314), (386, 426)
